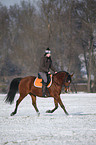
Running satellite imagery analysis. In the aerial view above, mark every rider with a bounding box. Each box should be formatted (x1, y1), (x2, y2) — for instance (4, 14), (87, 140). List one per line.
(39, 48), (57, 97)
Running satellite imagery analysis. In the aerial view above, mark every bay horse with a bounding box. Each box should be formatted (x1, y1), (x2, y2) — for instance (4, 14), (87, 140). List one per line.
(5, 71), (73, 116)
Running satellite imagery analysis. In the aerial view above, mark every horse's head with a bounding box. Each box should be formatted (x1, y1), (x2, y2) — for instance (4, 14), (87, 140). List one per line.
(64, 73), (73, 93)
(53, 71), (73, 93)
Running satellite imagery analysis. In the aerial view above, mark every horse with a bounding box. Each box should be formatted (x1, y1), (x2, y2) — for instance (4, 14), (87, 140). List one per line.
(5, 71), (73, 116)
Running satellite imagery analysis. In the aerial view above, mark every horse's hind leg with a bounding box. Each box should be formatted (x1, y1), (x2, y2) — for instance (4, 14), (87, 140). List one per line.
(10, 95), (26, 116)
(30, 95), (40, 116)
(46, 99), (58, 113)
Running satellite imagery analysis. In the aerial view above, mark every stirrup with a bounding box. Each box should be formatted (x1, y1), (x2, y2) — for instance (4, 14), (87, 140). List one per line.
(42, 92), (47, 97)
(43, 94), (47, 97)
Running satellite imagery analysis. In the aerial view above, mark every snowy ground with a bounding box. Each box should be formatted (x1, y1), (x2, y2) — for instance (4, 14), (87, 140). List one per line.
(0, 93), (96, 145)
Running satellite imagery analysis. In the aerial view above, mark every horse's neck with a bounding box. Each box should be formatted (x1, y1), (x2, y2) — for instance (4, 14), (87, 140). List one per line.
(53, 72), (66, 84)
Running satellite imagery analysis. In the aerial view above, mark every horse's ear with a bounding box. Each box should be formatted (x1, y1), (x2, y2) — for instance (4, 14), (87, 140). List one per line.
(70, 73), (74, 77)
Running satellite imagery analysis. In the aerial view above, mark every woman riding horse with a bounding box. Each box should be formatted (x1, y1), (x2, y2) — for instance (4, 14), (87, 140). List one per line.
(5, 71), (73, 116)
(39, 48), (57, 97)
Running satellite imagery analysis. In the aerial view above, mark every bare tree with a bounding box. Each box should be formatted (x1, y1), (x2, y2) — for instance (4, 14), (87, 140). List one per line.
(0, 0), (96, 93)
(76, 0), (96, 92)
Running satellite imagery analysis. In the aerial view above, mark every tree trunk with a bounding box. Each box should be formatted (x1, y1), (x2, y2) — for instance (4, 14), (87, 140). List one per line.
(87, 37), (93, 92)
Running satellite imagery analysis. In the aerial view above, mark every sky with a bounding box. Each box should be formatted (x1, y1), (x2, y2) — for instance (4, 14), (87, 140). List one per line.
(0, 0), (37, 8)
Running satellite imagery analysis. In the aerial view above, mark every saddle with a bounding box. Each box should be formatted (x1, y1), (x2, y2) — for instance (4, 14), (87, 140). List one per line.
(34, 74), (52, 88)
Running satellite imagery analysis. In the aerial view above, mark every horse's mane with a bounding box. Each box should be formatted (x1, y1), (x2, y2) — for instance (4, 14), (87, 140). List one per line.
(53, 71), (71, 82)
(53, 71), (69, 76)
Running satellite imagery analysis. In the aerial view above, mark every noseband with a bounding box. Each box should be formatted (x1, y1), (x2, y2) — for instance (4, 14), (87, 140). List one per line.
(63, 79), (70, 88)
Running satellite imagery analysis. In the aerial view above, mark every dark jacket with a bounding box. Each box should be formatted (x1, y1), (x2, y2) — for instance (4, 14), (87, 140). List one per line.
(39, 56), (56, 73)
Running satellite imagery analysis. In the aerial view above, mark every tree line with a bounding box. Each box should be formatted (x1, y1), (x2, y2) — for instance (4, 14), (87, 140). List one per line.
(0, 0), (96, 92)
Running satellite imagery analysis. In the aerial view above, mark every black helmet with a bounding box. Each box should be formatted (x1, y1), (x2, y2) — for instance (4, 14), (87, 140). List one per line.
(45, 48), (51, 54)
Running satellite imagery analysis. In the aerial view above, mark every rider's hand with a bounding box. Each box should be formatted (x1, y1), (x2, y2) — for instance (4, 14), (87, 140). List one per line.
(48, 71), (51, 74)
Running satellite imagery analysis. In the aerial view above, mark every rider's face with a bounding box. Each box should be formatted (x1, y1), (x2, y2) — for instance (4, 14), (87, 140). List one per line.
(46, 53), (51, 57)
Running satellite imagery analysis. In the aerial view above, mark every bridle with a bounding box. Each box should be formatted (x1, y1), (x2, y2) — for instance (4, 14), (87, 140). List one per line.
(63, 77), (71, 89)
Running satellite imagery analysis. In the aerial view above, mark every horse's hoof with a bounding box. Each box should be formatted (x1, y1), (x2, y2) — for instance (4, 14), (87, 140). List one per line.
(10, 112), (15, 116)
(66, 112), (69, 115)
(46, 110), (52, 113)
(37, 112), (40, 116)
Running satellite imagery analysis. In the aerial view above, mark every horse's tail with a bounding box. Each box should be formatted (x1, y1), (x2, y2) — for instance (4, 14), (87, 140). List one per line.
(5, 78), (22, 104)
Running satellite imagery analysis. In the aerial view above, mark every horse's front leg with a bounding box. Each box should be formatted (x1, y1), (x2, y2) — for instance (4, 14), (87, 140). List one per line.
(46, 99), (58, 113)
(56, 95), (69, 115)
(31, 95), (40, 116)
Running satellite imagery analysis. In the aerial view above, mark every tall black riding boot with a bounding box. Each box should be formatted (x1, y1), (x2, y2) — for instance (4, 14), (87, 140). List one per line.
(42, 82), (47, 97)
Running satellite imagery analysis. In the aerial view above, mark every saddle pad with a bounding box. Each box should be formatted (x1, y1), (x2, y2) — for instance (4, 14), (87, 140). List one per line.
(34, 75), (52, 88)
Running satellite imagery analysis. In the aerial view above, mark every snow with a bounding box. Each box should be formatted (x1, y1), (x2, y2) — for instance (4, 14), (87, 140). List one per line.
(0, 93), (96, 145)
